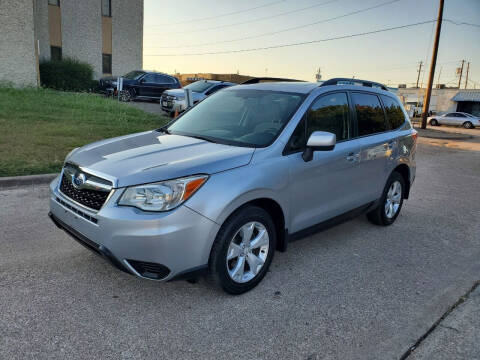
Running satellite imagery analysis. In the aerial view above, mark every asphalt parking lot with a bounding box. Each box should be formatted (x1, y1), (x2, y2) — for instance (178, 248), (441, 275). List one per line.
(1, 137), (479, 359)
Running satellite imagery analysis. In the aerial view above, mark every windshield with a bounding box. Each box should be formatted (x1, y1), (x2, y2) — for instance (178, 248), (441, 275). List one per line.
(167, 89), (305, 147)
(123, 71), (145, 80)
(184, 81), (215, 93)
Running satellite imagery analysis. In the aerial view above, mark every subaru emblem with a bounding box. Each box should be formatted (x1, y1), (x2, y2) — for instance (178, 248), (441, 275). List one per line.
(72, 172), (86, 189)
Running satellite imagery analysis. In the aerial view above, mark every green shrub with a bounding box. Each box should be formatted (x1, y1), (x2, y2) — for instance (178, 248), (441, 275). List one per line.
(39, 58), (94, 92)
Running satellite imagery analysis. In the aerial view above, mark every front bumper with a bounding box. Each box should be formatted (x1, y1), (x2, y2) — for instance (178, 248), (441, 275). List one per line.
(48, 176), (220, 281)
(160, 97), (186, 113)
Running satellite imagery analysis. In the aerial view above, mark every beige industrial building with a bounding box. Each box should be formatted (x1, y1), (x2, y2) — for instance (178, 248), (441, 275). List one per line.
(174, 73), (254, 86)
(0, 0), (143, 86)
(397, 87), (480, 117)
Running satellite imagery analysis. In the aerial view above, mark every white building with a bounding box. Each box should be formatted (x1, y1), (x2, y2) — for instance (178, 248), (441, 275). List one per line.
(396, 88), (480, 117)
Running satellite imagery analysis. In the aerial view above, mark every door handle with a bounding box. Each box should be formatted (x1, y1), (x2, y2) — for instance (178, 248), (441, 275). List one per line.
(346, 152), (359, 162)
(384, 141), (395, 150)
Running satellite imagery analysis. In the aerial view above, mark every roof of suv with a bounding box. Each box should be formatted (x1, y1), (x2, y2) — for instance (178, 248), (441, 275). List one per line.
(233, 82), (319, 94)
(232, 78), (394, 96)
(195, 80), (236, 86)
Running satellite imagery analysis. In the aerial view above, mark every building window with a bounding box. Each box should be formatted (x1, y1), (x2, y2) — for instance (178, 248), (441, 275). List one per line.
(51, 46), (62, 61)
(101, 0), (111, 17)
(102, 54), (112, 74)
(48, 0), (60, 6)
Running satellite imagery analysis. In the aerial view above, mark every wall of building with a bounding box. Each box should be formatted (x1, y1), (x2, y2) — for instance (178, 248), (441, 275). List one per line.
(61, 0), (103, 78)
(0, 0), (38, 86)
(397, 88), (459, 114)
(112, 0), (143, 77)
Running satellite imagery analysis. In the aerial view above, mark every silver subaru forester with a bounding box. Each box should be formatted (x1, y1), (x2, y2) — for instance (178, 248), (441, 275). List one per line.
(49, 78), (417, 294)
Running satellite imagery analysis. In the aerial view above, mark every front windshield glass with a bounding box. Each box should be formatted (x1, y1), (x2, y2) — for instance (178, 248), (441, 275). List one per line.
(123, 71), (145, 80)
(167, 89), (304, 147)
(184, 81), (215, 93)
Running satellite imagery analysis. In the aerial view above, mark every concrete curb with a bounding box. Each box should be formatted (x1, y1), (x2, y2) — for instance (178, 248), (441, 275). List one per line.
(415, 129), (474, 141)
(0, 173), (58, 189)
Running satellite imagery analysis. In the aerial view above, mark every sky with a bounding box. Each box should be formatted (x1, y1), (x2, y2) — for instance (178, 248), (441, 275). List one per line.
(143, 0), (480, 88)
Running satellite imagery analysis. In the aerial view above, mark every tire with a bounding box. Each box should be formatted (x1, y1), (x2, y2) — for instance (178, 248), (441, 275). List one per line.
(367, 172), (405, 226)
(119, 89), (133, 102)
(208, 205), (276, 295)
(463, 121), (474, 129)
(430, 119), (438, 126)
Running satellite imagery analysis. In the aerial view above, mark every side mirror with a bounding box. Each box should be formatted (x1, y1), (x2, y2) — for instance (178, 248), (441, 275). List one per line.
(302, 131), (336, 162)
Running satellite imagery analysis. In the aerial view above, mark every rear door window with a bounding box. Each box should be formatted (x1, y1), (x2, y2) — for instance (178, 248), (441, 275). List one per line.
(351, 92), (387, 136)
(381, 95), (406, 130)
(156, 75), (175, 84)
(143, 74), (156, 83)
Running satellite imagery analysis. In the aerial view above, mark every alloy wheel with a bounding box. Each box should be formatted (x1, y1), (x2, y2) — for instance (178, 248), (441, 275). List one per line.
(226, 221), (269, 283)
(384, 180), (402, 219)
(119, 90), (131, 102)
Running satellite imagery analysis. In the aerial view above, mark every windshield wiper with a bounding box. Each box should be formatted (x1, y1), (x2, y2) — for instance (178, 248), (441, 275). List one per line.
(156, 126), (171, 134)
(183, 134), (218, 143)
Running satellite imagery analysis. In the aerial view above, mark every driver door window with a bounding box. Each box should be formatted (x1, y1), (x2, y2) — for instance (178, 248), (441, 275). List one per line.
(285, 92), (350, 154)
(307, 92), (350, 141)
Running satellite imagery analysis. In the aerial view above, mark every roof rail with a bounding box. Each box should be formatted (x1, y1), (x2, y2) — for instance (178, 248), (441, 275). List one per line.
(241, 77), (305, 84)
(320, 78), (388, 91)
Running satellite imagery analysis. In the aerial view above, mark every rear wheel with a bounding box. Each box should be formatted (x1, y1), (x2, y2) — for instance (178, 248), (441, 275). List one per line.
(430, 119), (438, 126)
(463, 121), (474, 129)
(367, 172), (405, 226)
(208, 206), (276, 294)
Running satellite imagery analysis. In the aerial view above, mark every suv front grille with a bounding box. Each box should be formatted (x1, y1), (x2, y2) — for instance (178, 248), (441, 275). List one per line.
(59, 174), (110, 211)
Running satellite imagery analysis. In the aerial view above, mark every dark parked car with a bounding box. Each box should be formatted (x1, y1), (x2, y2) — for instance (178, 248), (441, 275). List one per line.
(99, 71), (181, 101)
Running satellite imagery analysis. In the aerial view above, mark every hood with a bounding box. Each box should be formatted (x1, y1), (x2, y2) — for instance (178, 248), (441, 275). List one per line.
(163, 89), (204, 101)
(164, 89), (185, 97)
(67, 131), (254, 188)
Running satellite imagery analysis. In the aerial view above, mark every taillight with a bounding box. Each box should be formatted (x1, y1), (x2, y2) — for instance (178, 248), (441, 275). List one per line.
(412, 130), (418, 142)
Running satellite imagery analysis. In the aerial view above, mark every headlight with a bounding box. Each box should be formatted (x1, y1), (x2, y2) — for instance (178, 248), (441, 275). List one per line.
(118, 175), (208, 212)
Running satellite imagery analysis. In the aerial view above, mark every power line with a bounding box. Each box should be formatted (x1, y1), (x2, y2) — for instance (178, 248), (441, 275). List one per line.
(144, 20), (437, 57)
(147, 0), (339, 36)
(443, 19), (480, 28)
(146, 0), (402, 47)
(144, 0), (286, 27)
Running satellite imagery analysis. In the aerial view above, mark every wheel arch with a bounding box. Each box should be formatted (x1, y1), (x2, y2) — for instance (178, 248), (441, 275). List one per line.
(218, 197), (287, 253)
(392, 164), (411, 199)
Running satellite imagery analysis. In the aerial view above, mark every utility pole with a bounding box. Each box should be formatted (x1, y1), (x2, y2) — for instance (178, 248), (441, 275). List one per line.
(416, 61), (423, 88)
(437, 66), (442, 87)
(464, 62), (470, 89)
(421, 0), (444, 129)
(457, 60), (465, 88)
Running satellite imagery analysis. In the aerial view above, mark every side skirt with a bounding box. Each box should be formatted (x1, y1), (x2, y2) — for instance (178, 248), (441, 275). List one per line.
(287, 201), (379, 243)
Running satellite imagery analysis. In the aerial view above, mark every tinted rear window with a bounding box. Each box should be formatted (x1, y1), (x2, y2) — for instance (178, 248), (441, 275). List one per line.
(351, 93), (386, 136)
(381, 95), (405, 129)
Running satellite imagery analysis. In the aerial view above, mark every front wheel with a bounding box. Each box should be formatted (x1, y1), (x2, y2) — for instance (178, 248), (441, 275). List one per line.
(208, 206), (276, 294)
(119, 89), (133, 102)
(430, 119), (438, 126)
(367, 172), (405, 226)
(463, 121), (474, 129)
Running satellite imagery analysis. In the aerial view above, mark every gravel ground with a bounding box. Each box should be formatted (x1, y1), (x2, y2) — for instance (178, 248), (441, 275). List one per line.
(0, 139), (479, 360)
(127, 99), (168, 116)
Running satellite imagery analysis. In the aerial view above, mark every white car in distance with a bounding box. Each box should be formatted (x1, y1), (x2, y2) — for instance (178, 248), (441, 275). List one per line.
(428, 112), (480, 129)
